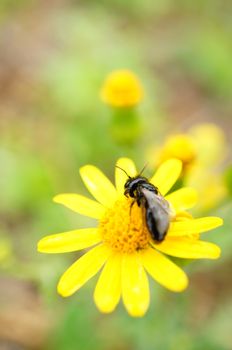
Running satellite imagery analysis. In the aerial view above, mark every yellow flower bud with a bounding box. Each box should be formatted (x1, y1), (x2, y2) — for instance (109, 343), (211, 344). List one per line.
(100, 69), (144, 107)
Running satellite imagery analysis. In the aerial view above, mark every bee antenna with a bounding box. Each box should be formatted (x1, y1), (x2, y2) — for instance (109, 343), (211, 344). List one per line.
(115, 165), (131, 178)
(139, 162), (149, 176)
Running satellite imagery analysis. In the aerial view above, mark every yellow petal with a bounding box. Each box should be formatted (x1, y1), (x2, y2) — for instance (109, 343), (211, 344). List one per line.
(154, 237), (221, 259)
(79, 165), (117, 207)
(168, 217), (223, 236)
(94, 253), (122, 313)
(140, 248), (188, 292)
(115, 158), (137, 194)
(57, 244), (111, 297)
(175, 211), (193, 221)
(165, 187), (198, 212)
(150, 158), (182, 195)
(37, 228), (101, 253)
(53, 193), (105, 219)
(122, 253), (150, 317)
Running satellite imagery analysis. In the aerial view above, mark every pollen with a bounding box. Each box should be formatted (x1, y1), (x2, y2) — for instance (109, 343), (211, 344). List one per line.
(99, 197), (150, 253)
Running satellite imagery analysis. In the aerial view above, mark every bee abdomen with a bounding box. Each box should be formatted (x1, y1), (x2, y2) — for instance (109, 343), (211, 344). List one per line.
(145, 207), (168, 242)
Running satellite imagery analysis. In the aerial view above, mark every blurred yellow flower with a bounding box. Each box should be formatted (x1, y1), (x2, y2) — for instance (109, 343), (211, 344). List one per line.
(0, 237), (14, 267)
(100, 69), (144, 107)
(150, 123), (228, 211)
(38, 158), (222, 317)
(154, 134), (197, 171)
(153, 123), (227, 170)
(189, 123), (227, 166)
(186, 168), (227, 212)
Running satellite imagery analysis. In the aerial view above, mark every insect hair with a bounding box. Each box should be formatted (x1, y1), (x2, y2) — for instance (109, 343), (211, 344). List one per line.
(115, 165), (131, 178)
(115, 163), (149, 178)
(138, 163), (148, 176)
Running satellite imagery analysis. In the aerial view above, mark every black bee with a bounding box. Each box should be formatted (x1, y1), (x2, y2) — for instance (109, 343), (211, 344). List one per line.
(117, 166), (171, 242)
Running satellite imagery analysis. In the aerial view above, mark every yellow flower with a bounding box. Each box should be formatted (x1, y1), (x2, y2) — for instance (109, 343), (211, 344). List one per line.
(0, 237), (14, 267)
(38, 158), (223, 317)
(154, 134), (197, 171)
(152, 123), (227, 171)
(186, 123), (228, 211)
(100, 70), (144, 107)
(186, 167), (227, 212)
(149, 123), (228, 211)
(189, 123), (227, 167)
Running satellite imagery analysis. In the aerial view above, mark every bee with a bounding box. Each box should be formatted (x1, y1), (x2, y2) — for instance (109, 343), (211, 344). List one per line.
(117, 166), (172, 242)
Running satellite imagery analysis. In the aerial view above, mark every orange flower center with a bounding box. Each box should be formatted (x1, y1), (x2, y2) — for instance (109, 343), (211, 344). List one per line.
(99, 197), (150, 253)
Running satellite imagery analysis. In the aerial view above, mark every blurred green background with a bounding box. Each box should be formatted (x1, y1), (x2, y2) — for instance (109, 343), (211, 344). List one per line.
(0, 1), (232, 349)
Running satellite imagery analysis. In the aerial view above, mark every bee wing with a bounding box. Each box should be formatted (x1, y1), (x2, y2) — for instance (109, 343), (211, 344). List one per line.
(142, 188), (171, 214)
(141, 188), (171, 241)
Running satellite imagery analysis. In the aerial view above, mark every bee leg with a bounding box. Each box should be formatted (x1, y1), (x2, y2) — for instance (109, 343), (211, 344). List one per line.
(136, 188), (144, 207)
(129, 200), (136, 216)
(126, 200), (135, 236)
(141, 205), (148, 238)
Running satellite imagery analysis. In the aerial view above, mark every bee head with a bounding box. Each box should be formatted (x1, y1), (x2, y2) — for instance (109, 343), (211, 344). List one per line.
(115, 165), (148, 198)
(123, 178), (132, 197)
(124, 176), (148, 198)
